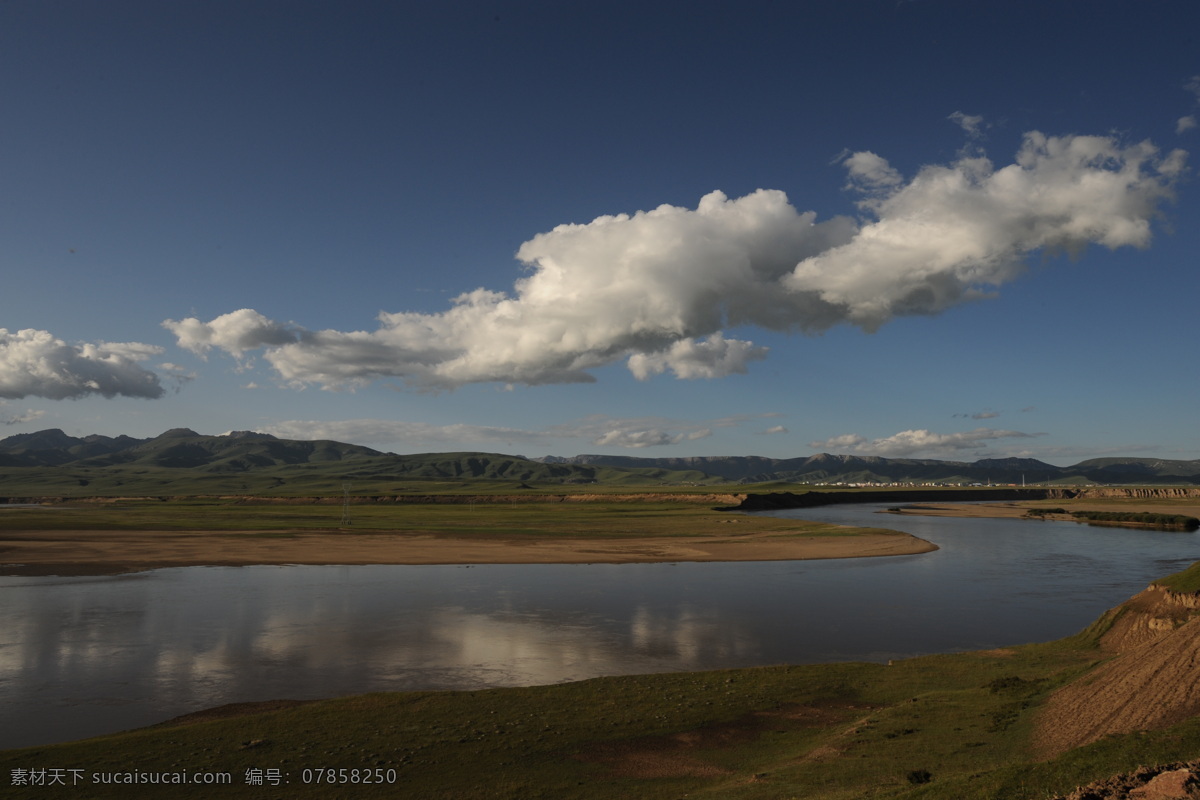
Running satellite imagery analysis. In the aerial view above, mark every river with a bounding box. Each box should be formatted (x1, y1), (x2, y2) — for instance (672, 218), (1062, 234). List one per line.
(1, 503), (1196, 750)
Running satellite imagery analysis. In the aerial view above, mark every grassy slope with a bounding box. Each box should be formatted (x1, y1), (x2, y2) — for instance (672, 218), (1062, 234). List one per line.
(0, 451), (725, 497)
(1154, 561), (1200, 593)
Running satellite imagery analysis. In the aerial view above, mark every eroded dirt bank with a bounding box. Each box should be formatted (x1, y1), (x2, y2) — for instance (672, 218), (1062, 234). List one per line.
(1035, 584), (1200, 759)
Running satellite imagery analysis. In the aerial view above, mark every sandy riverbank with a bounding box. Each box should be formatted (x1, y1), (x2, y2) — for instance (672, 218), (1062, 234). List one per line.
(0, 527), (937, 576)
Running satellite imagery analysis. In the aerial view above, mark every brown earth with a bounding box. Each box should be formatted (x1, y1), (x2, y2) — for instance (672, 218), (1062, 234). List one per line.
(0, 526), (937, 576)
(1049, 761), (1200, 799)
(1034, 586), (1200, 760)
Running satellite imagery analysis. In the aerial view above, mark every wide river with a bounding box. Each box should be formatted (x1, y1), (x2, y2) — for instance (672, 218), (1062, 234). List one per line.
(2, 503), (1198, 750)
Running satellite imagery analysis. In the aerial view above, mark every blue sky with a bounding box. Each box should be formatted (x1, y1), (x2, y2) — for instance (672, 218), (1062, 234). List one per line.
(1, 0), (1198, 465)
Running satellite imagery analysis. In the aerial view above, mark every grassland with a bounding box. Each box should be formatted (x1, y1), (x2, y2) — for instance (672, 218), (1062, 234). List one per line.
(0, 492), (934, 575)
(0, 457), (724, 497)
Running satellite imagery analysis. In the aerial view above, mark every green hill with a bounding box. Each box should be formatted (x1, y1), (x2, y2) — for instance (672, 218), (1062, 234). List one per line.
(0, 430), (717, 496)
(2, 428), (1198, 497)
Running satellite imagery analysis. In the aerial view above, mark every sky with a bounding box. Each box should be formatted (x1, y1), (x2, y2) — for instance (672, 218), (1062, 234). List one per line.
(1, 0), (1198, 465)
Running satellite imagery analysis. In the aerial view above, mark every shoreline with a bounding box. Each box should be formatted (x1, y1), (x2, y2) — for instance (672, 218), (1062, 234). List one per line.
(0, 527), (937, 576)
(883, 499), (1200, 522)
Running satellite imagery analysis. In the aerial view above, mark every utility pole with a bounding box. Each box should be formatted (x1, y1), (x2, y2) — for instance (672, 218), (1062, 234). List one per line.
(340, 483), (352, 527)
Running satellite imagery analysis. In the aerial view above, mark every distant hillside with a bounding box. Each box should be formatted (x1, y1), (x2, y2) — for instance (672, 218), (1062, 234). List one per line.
(0, 428), (385, 470)
(0, 429), (715, 496)
(1, 428), (1197, 496)
(1070, 457), (1200, 480)
(537, 453), (1200, 486)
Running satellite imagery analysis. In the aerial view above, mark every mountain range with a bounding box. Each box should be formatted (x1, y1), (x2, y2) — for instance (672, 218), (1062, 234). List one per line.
(1, 429), (1198, 492)
(535, 452), (1200, 486)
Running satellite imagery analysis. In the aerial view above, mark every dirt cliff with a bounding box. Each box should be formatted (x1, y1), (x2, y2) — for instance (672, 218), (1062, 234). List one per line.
(1048, 488), (1200, 501)
(1035, 585), (1200, 759)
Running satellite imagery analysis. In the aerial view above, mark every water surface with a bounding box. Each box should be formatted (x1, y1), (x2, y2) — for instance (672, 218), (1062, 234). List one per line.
(1, 503), (1196, 749)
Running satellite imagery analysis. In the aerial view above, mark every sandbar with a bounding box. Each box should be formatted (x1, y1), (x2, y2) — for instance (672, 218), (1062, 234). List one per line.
(0, 527), (937, 576)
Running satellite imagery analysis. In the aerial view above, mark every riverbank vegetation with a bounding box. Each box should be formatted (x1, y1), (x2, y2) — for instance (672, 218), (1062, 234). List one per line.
(1024, 507), (1200, 530)
(0, 495), (869, 539)
(1070, 510), (1200, 530)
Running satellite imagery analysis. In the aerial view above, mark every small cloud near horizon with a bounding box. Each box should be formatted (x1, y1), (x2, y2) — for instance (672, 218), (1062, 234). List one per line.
(809, 427), (1046, 459)
(954, 409), (1000, 420)
(1, 408), (45, 426)
(260, 413), (776, 452)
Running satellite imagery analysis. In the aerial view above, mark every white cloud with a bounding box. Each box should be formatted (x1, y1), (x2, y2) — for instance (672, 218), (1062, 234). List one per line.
(948, 111), (986, 137)
(165, 129), (1185, 390)
(0, 328), (165, 400)
(627, 333), (768, 380)
(592, 427), (712, 448)
(785, 132), (1185, 332)
(1, 407), (45, 425)
(762, 425), (789, 435)
(260, 419), (548, 449)
(261, 413), (764, 451)
(809, 433), (868, 452)
(165, 308), (297, 359)
(839, 149), (907, 215)
(1178, 115), (1198, 135)
(809, 427), (1046, 459)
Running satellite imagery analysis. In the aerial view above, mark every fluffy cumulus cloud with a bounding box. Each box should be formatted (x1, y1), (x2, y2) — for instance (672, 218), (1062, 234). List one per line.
(787, 132), (1186, 331)
(626, 333), (768, 380)
(165, 129), (1186, 390)
(0, 328), (165, 400)
(165, 308), (298, 361)
(809, 427), (1045, 459)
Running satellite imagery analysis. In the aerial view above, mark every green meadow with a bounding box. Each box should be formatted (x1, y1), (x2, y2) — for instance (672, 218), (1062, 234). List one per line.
(0, 494), (889, 542)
